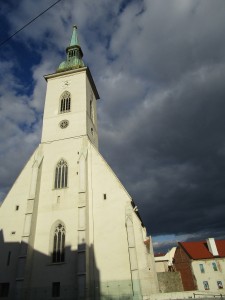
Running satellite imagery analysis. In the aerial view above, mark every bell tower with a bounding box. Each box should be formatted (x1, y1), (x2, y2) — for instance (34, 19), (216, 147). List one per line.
(41, 25), (99, 148)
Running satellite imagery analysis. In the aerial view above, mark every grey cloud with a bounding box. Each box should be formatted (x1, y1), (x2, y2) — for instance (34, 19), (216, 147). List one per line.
(110, 0), (225, 85)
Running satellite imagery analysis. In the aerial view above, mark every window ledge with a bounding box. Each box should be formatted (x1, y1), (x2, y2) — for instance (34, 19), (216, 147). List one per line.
(48, 262), (66, 266)
(53, 187), (69, 191)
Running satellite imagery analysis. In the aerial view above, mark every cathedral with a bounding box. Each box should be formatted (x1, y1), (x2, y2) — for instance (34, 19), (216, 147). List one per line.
(0, 26), (159, 300)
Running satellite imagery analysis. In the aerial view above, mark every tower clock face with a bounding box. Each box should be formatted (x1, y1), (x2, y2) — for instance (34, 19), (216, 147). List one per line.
(62, 80), (71, 89)
(59, 120), (69, 129)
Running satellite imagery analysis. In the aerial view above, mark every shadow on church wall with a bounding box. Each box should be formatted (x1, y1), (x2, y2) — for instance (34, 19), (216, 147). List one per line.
(0, 230), (136, 300)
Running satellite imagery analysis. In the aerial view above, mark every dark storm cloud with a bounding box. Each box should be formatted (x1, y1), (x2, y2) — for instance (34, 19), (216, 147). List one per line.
(100, 60), (225, 237)
(94, 1), (225, 242)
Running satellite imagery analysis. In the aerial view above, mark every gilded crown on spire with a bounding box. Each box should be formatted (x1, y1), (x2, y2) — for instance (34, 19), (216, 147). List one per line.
(57, 26), (85, 72)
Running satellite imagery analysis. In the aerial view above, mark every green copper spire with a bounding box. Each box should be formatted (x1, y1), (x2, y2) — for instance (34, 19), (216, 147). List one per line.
(70, 25), (80, 47)
(57, 25), (85, 72)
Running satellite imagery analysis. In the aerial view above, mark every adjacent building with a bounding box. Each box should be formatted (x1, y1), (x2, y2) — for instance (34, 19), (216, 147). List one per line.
(155, 247), (176, 273)
(154, 248), (183, 293)
(0, 26), (159, 299)
(174, 238), (225, 292)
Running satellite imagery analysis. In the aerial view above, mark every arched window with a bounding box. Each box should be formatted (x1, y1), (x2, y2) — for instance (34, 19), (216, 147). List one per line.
(60, 91), (71, 113)
(54, 159), (68, 189)
(52, 223), (65, 263)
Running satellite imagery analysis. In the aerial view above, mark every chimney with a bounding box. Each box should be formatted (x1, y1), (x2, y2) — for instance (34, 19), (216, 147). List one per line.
(206, 238), (219, 256)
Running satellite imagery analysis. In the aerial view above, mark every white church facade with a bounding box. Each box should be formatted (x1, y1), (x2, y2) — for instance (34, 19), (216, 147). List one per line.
(0, 26), (159, 300)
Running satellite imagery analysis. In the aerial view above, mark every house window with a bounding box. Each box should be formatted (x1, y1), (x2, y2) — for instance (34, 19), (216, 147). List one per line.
(0, 282), (10, 297)
(52, 224), (65, 263)
(212, 262), (218, 271)
(54, 159), (68, 189)
(217, 281), (223, 289)
(60, 91), (71, 113)
(199, 264), (205, 273)
(52, 282), (60, 297)
(203, 281), (209, 290)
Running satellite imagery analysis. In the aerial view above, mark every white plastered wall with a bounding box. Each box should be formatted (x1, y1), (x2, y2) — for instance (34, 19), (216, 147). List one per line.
(0, 148), (38, 289)
(87, 141), (159, 297)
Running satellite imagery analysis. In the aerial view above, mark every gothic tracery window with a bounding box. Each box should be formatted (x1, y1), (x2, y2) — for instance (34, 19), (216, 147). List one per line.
(60, 91), (71, 113)
(52, 223), (65, 263)
(54, 159), (68, 189)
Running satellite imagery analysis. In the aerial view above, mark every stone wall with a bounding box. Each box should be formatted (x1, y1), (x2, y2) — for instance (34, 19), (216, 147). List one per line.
(157, 272), (184, 293)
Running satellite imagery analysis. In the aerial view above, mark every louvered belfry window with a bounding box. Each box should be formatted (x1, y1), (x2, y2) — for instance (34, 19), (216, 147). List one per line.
(60, 91), (71, 113)
(52, 224), (65, 263)
(54, 159), (68, 189)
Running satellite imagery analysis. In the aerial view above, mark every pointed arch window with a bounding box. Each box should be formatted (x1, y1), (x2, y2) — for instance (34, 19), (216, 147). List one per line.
(52, 223), (65, 263)
(54, 159), (68, 189)
(60, 91), (71, 113)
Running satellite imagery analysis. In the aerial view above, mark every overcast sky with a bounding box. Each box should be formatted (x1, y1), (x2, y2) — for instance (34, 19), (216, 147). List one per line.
(1, 0), (225, 252)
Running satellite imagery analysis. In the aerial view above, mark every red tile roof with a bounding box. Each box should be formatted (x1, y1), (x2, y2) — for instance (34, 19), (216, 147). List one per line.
(179, 239), (225, 259)
(216, 240), (225, 257)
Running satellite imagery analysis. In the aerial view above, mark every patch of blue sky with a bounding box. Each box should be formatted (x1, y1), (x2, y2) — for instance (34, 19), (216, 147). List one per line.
(153, 234), (177, 243)
(118, 0), (134, 14)
(18, 119), (38, 133)
(0, 22), (10, 43)
(152, 234), (178, 253)
(3, 40), (40, 97)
